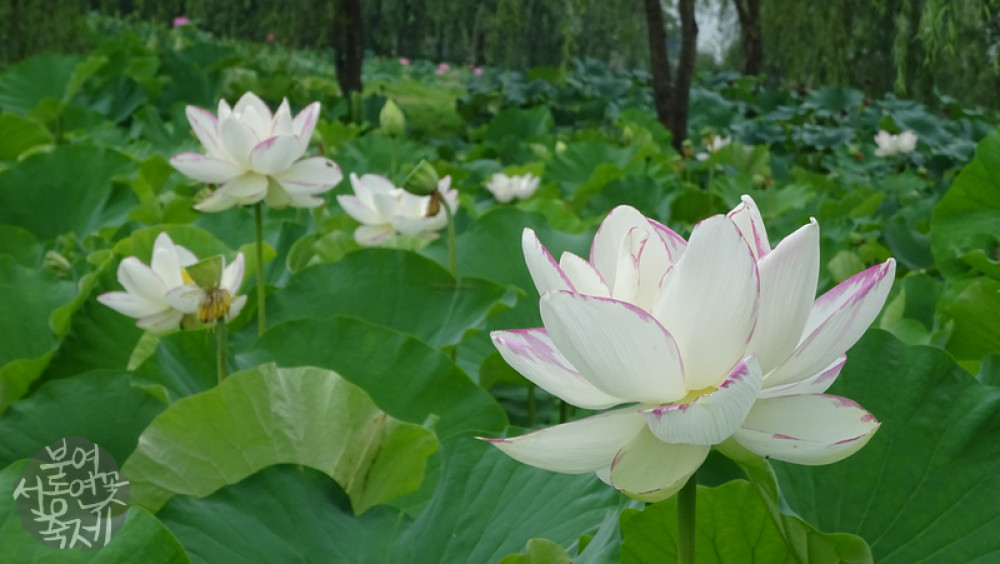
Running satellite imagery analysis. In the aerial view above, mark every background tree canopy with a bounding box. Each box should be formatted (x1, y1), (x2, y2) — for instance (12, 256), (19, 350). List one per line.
(0, 0), (998, 109)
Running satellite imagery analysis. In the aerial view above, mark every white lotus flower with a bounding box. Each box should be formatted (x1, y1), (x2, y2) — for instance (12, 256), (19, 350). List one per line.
(486, 172), (540, 203)
(171, 92), (343, 212)
(696, 134), (732, 160)
(164, 255), (248, 324)
(874, 130), (918, 157)
(336, 173), (459, 246)
(483, 196), (895, 502)
(98, 233), (198, 333)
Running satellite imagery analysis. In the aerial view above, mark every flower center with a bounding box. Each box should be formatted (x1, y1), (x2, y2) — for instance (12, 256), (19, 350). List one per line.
(198, 288), (232, 324)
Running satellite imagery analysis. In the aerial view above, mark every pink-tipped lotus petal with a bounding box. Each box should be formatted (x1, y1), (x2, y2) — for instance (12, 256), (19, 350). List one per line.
(118, 258), (167, 304)
(522, 228), (575, 295)
(747, 220), (820, 374)
(273, 157), (343, 195)
(292, 102), (321, 153)
(226, 294), (248, 321)
(273, 98), (294, 137)
(233, 92), (273, 133)
(609, 427), (709, 502)
(194, 189), (238, 212)
(221, 254), (245, 295)
(219, 116), (258, 169)
(249, 135), (303, 175)
(221, 172), (268, 199)
(337, 194), (382, 225)
(728, 194), (771, 260)
(540, 292), (687, 404)
(170, 153), (242, 184)
(766, 259), (895, 388)
(732, 394), (880, 465)
(558, 252), (610, 297)
(647, 218), (687, 262)
(759, 355), (845, 399)
(590, 206), (674, 307)
(136, 309), (184, 333)
(479, 407), (645, 474)
(492, 328), (625, 409)
(354, 224), (395, 246)
(164, 284), (201, 315)
(641, 355), (763, 445)
(652, 215), (759, 390)
(185, 106), (227, 160)
(97, 292), (165, 318)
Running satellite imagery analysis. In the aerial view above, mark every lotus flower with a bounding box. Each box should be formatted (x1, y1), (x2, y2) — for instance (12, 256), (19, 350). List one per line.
(696, 134), (731, 161)
(173, 16), (190, 28)
(171, 92), (343, 212)
(96, 233), (192, 332)
(874, 130), (918, 157)
(482, 196), (895, 501)
(337, 173), (459, 246)
(399, 57), (411, 66)
(164, 254), (248, 325)
(486, 172), (540, 203)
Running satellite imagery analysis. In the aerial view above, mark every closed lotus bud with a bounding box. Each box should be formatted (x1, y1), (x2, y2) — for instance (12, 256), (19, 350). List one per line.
(379, 100), (406, 137)
(402, 160), (440, 196)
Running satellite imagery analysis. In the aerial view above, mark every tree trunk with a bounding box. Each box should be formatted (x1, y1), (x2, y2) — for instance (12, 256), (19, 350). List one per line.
(643, 0), (697, 152)
(332, 0), (364, 96)
(733, 0), (762, 75)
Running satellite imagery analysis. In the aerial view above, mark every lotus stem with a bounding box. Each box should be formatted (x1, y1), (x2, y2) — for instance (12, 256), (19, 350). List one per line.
(216, 321), (228, 384)
(678, 473), (697, 564)
(443, 195), (457, 277)
(254, 202), (266, 335)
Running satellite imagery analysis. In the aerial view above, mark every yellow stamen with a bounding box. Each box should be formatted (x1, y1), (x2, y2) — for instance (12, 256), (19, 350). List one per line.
(674, 386), (717, 405)
(198, 288), (232, 324)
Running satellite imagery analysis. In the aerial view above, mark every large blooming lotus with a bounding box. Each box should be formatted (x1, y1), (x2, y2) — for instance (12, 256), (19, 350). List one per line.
(482, 196), (895, 501)
(874, 130), (918, 157)
(486, 172), (540, 203)
(337, 173), (459, 246)
(98, 233), (248, 332)
(170, 92), (343, 212)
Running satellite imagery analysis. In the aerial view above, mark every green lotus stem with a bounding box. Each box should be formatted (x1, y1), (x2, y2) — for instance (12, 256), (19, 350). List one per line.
(443, 195), (457, 277)
(216, 321), (228, 384)
(254, 202), (266, 335)
(677, 474), (697, 564)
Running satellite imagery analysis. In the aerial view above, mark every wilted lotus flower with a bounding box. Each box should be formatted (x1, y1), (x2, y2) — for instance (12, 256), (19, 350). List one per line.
(337, 173), (458, 246)
(171, 92), (343, 212)
(98, 233), (247, 332)
(164, 253), (248, 325)
(486, 172), (540, 203)
(874, 130), (918, 157)
(696, 134), (732, 161)
(483, 196), (895, 501)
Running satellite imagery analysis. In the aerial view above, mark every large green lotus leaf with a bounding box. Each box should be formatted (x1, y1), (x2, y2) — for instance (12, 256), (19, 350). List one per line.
(123, 364), (438, 514)
(0, 370), (164, 469)
(930, 129), (1000, 278)
(131, 329), (219, 403)
(942, 277), (1000, 375)
(0, 53), (80, 115)
(0, 460), (188, 563)
(772, 330), (1000, 563)
(0, 144), (136, 241)
(268, 249), (512, 348)
(0, 257), (77, 412)
(498, 538), (573, 564)
(0, 224), (43, 266)
(545, 139), (634, 196)
(156, 435), (626, 563)
(619, 479), (871, 564)
(0, 112), (52, 160)
(239, 317), (508, 438)
(327, 133), (429, 181)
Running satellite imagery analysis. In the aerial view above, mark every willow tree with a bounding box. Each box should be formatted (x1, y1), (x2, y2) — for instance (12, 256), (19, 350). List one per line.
(731, 0), (761, 75)
(644, 0), (698, 151)
(332, 0), (364, 96)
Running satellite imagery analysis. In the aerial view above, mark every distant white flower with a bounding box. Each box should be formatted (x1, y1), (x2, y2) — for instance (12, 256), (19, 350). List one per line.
(874, 130), (918, 157)
(696, 135), (732, 160)
(98, 233), (196, 332)
(486, 173), (540, 203)
(171, 92), (343, 212)
(337, 173), (459, 246)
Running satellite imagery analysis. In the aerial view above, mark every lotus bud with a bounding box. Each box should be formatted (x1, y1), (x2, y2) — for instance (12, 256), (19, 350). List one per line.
(379, 100), (406, 137)
(402, 160), (440, 196)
